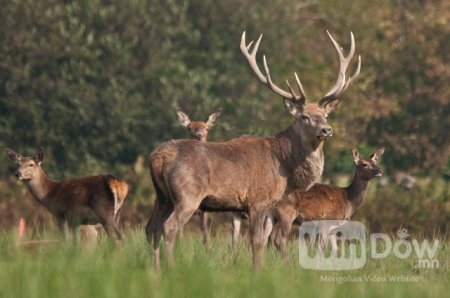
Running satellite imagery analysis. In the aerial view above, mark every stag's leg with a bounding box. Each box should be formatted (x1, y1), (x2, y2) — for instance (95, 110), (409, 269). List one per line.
(163, 201), (200, 266)
(249, 209), (268, 271)
(231, 213), (242, 249)
(199, 211), (211, 248)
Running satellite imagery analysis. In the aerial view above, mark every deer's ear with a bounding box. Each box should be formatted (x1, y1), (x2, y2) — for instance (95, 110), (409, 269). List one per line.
(176, 108), (191, 127)
(35, 147), (44, 165)
(370, 147), (385, 163)
(206, 108), (222, 129)
(6, 148), (23, 164)
(352, 148), (360, 164)
(284, 99), (303, 118)
(324, 99), (340, 114)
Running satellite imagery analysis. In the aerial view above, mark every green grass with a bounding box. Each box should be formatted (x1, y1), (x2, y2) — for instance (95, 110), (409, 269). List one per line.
(0, 229), (448, 298)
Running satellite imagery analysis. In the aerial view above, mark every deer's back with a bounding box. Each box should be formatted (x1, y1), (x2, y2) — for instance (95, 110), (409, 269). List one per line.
(48, 175), (114, 209)
(150, 137), (286, 205)
(284, 184), (349, 221)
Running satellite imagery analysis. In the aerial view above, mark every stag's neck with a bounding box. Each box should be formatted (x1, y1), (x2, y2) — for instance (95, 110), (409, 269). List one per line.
(25, 169), (56, 203)
(273, 126), (325, 192)
(346, 171), (370, 211)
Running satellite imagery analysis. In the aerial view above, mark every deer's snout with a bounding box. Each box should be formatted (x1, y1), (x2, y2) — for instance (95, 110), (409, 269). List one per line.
(375, 169), (382, 177)
(318, 127), (333, 139)
(14, 170), (22, 179)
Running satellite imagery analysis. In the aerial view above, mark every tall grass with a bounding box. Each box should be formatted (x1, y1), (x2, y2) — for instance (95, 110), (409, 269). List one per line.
(0, 230), (447, 298)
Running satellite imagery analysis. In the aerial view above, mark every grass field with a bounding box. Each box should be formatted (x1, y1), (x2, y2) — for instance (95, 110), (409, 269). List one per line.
(0, 229), (447, 298)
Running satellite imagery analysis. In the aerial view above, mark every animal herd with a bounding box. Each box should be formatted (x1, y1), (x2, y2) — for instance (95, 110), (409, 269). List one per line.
(6, 31), (385, 271)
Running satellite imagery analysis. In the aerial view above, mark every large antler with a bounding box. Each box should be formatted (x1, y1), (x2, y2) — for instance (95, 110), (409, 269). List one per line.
(240, 32), (306, 105)
(318, 31), (361, 108)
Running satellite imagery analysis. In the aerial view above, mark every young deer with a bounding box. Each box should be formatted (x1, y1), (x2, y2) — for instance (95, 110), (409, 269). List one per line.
(6, 147), (128, 245)
(270, 148), (384, 259)
(175, 107), (222, 247)
(146, 31), (361, 270)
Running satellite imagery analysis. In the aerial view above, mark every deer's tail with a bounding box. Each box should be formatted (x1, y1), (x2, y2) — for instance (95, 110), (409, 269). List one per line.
(106, 176), (129, 217)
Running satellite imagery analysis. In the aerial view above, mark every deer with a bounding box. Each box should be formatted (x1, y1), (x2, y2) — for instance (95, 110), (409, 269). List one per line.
(269, 147), (384, 259)
(176, 107), (249, 249)
(175, 107), (221, 247)
(6, 147), (129, 246)
(145, 30), (361, 270)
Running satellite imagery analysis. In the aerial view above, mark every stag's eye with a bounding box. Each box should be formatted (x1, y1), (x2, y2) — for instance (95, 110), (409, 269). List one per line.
(301, 115), (310, 123)
(29, 164), (34, 167)
(362, 163), (369, 168)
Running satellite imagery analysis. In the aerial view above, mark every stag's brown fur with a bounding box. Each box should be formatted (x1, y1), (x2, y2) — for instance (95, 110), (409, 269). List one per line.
(146, 31), (360, 270)
(6, 148), (128, 245)
(175, 107), (222, 247)
(271, 148), (384, 258)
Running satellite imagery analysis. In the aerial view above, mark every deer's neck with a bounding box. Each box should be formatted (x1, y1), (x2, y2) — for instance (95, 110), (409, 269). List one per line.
(346, 171), (370, 211)
(25, 169), (56, 203)
(273, 126), (324, 192)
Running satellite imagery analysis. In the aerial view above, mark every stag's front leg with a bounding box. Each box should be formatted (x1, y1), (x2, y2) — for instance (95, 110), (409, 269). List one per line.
(249, 209), (268, 271)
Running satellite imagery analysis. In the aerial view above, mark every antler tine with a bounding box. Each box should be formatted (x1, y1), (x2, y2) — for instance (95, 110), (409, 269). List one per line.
(241, 31), (304, 101)
(342, 55), (361, 92)
(319, 31), (360, 107)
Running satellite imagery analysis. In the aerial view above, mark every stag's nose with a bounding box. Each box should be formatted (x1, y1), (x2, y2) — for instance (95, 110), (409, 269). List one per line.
(14, 171), (21, 178)
(375, 169), (383, 177)
(321, 127), (333, 137)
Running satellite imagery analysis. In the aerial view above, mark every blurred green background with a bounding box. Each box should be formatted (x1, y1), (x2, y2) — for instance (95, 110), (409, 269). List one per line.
(0, 0), (448, 235)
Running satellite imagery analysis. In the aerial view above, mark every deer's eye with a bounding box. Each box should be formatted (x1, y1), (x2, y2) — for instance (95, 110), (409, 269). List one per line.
(301, 116), (310, 123)
(362, 163), (369, 168)
(29, 164), (34, 167)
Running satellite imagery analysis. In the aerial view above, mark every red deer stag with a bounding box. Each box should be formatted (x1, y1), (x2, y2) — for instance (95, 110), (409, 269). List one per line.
(176, 107), (248, 249)
(270, 148), (384, 259)
(6, 147), (128, 245)
(146, 30), (361, 270)
(175, 107), (221, 246)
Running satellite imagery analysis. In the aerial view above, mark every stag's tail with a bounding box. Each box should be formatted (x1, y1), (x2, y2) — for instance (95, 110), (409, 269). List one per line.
(107, 176), (129, 217)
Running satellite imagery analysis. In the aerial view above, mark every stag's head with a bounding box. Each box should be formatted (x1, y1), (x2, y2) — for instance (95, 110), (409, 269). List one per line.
(176, 108), (222, 142)
(352, 147), (385, 180)
(241, 31), (361, 144)
(6, 147), (44, 181)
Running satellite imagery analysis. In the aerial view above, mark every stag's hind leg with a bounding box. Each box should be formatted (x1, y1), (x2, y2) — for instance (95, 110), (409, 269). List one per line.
(163, 202), (200, 266)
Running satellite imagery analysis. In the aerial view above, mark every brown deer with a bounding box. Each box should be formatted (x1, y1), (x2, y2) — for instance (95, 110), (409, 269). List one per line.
(6, 147), (128, 245)
(175, 107), (221, 246)
(176, 107), (249, 248)
(146, 30), (361, 270)
(270, 147), (384, 259)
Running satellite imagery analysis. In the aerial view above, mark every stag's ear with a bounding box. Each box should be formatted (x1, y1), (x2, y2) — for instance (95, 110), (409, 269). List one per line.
(352, 148), (360, 164)
(370, 147), (385, 163)
(6, 148), (23, 164)
(35, 147), (44, 165)
(284, 99), (303, 118)
(176, 108), (191, 127)
(206, 108), (222, 129)
(324, 99), (340, 114)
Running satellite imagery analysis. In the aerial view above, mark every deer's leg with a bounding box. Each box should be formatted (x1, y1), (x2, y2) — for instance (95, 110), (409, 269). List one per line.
(163, 200), (200, 266)
(249, 209), (268, 272)
(56, 216), (71, 241)
(231, 213), (242, 249)
(274, 218), (293, 261)
(262, 213), (274, 247)
(199, 211), (211, 248)
(146, 194), (173, 271)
